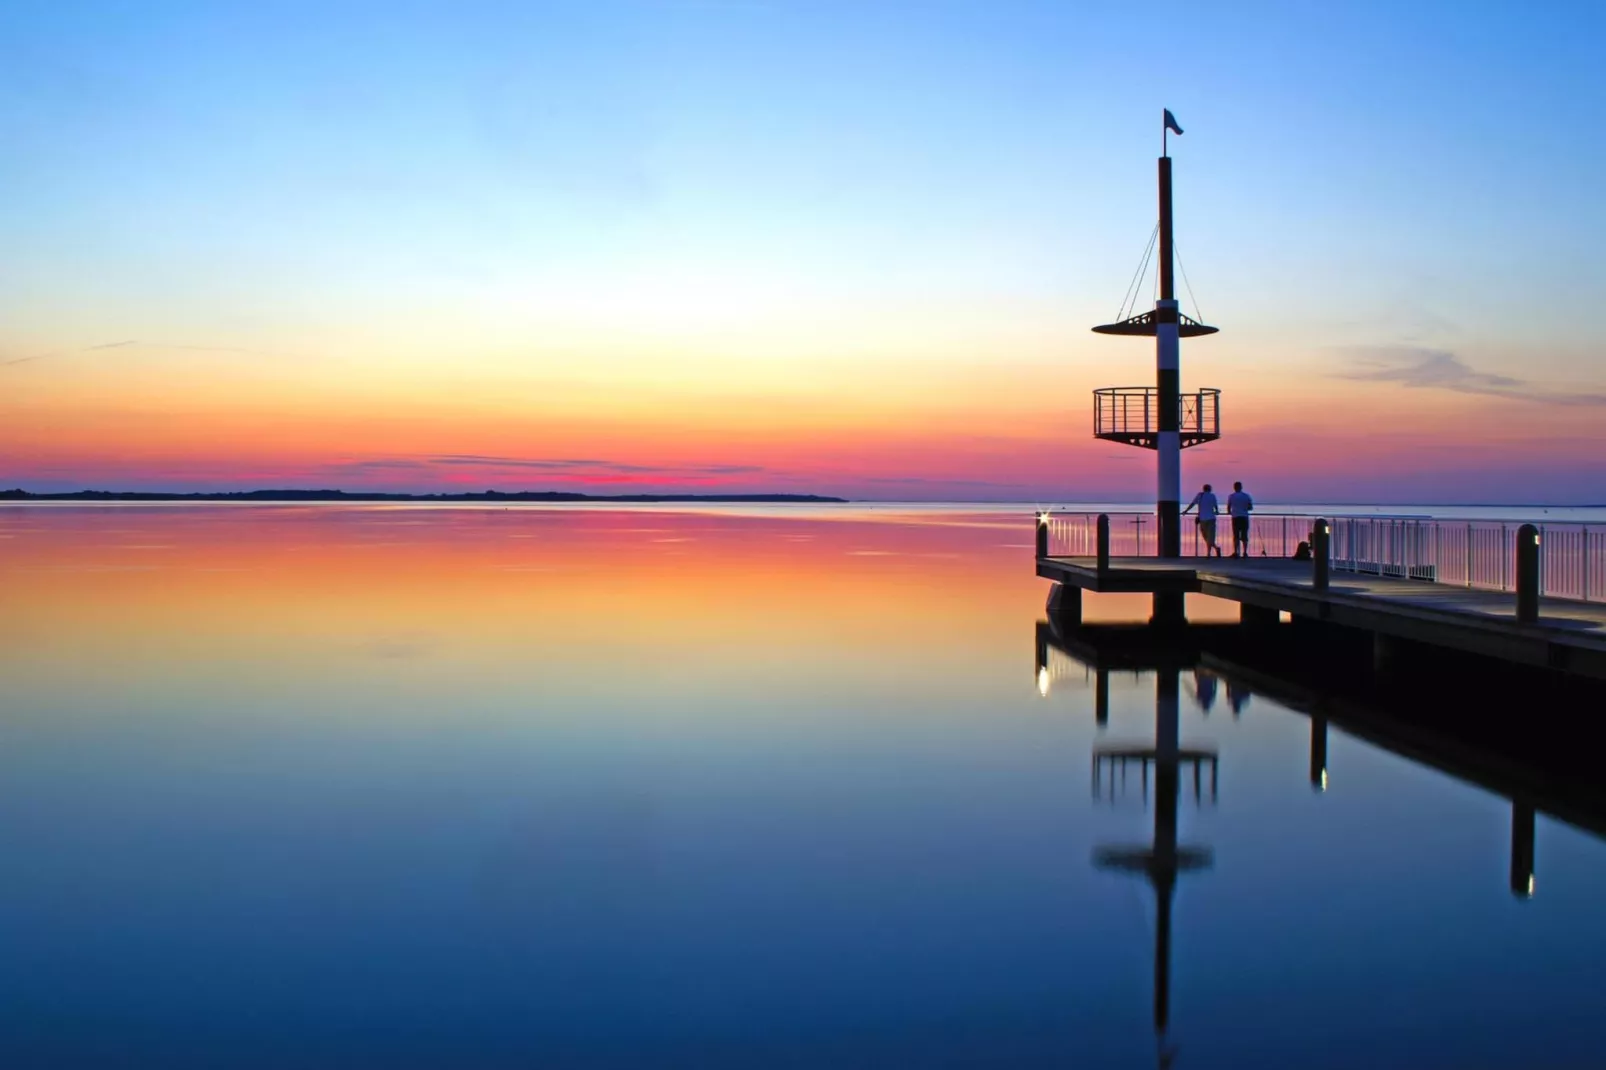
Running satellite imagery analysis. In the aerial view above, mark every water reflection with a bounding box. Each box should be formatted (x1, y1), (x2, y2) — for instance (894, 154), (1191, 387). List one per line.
(1037, 612), (1606, 1063)
(1036, 614), (1606, 905)
(1310, 716), (1327, 792)
(0, 505), (1603, 1066)
(1089, 664), (1216, 1067)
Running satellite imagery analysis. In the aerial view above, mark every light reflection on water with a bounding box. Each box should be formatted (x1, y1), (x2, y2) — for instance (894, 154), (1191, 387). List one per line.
(0, 504), (1601, 1069)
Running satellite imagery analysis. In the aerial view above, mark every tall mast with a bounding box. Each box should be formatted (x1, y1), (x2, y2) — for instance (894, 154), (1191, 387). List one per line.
(1155, 153), (1181, 559)
(1091, 111), (1219, 585)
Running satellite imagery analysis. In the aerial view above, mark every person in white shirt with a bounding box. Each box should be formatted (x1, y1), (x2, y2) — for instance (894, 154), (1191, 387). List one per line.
(1181, 483), (1221, 557)
(1226, 481), (1254, 558)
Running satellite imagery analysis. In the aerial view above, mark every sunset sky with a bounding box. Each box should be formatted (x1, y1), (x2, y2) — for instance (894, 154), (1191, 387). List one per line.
(1, 0), (1602, 502)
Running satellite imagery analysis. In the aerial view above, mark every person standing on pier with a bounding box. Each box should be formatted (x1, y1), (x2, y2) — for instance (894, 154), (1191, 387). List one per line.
(1227, 481), (1254, 557)
(1182, 483), (1222, 557)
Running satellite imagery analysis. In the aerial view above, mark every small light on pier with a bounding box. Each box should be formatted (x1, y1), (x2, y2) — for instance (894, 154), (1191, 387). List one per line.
(1037, 666), (1051, 698)
(1526, 874), (1536, 898)
(1318, 769), (1328, 792)
(1036, 512), (1050, 527)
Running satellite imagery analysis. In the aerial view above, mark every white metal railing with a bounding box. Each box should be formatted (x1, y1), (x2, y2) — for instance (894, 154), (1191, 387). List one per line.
(1333, 517), (1606, 601)
(1330, 517), (1440, 581)
(1039, 511), (1606, 605)
(1042, 511), (1323, 560)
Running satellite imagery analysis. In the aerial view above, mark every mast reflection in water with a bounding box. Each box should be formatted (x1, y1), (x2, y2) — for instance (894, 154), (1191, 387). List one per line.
(1037, 608), (1606, 1066)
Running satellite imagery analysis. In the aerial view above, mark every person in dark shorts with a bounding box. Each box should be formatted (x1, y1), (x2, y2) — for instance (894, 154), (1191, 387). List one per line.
(1226, 481), (1253, 557)
(1181, 483), (1221, 557)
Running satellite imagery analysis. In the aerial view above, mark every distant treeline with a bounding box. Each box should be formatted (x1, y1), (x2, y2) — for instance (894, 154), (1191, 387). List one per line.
(0, 489), (847, 504)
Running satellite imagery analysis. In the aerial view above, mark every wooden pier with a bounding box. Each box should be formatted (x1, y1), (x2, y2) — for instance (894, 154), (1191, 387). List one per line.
(1037, 553), (1606, 680)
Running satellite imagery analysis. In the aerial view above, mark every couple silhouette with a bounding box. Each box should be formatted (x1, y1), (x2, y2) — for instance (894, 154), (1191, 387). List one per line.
(1180, 482), (1254, 557)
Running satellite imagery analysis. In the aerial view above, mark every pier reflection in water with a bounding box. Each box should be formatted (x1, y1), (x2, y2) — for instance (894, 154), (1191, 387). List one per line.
(1, 505), (1604, 1067)
(1037, 611), (1606, 1064)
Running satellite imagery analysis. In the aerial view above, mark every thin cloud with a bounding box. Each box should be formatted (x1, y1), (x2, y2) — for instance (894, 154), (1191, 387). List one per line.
(3, 339), (305, 367)
(431, 456), (610, 470)
(330, 459), (431, 471)
(428, 455), (762, 476)
(1338, 346), (1606, 407)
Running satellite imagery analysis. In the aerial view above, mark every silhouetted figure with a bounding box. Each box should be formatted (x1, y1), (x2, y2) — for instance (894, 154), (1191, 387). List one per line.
(1182, 483), (1221, 557)
(1227, 678), (1250, 716)
(1226, 481), (1253, 557)
(1292, 540), (1312, 561)
(1193, 668), (1218, 713)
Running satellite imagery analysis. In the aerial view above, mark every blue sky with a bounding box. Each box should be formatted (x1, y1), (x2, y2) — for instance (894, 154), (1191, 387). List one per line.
(0, 0), (1602, 499)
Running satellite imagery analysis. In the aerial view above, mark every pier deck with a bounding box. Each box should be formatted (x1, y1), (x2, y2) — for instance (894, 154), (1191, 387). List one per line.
(1037, 555), (1606, 679)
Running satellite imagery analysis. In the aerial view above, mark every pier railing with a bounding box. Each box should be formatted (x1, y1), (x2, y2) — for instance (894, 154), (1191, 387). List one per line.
(1039, 511), (1606, 604)
(1041, 511), (1322, 560)
(1332, 517), (1606, 602)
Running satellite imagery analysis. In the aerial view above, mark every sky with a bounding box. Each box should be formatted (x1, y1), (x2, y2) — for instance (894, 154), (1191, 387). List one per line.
(0, 0), (1602, 503)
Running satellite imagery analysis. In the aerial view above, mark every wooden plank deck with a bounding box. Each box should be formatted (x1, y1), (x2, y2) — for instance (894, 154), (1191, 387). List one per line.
(1037, 555), (1606, 679)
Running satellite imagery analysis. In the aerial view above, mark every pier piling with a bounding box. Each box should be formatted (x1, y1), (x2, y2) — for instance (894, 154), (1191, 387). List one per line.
(1510, 801), (1536, 898)
(1047, 583), (1082, 629)
(1313, 518), (1331, 591)
(1240, 603), (1279, 628)
(1151, 592), (1186, 628)
(1309, 716), (1328, 791)
(1517, 524), (1540, 624)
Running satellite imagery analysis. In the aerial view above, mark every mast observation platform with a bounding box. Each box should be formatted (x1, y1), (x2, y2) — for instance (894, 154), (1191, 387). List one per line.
(1094, 386), (1220, 450)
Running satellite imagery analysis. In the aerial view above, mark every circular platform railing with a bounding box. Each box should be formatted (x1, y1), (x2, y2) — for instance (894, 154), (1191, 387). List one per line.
(1093, 386), (1220, 449)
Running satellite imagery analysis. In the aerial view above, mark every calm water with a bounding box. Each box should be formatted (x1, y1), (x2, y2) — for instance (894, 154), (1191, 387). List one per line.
(1, 504), (1602, 1068)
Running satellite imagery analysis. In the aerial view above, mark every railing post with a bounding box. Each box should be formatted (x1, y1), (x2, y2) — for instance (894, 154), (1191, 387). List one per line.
(1097, 513), (1110, 573)
(1516, 524), (1540, 623)
(1538, 524), (1546, 596)
(1312, 518), (1331, 591)
(1465, 523), (1473, 587)
(1501, 523), (1509, 590)
(1585, 530), (1592, 602)
(1036, 512), (1049, 559)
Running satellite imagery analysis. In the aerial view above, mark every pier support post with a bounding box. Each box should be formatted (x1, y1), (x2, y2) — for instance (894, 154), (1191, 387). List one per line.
(1372, 632), (1403, 675)
(1239, 603), (1279, 628)
(1034, 629), (1049, 697)
(1095, 669), (1110, 728)
(1510, 800), (1535, 899)
(1309, 716), (1328, 791)
(1151, 592), (1186, 628)
(1036, 513), (1049, 559)
(1047, 583), (1082, 629)
(1312, 518), (1331, 592)
(1096, 514), (1111, 572)
(1516, 524), (1540, 624)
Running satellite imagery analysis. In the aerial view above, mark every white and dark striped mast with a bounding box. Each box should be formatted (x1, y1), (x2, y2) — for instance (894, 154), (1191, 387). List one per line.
(1093, 110), (1219, 572)
(1154, 125), (1183, 556)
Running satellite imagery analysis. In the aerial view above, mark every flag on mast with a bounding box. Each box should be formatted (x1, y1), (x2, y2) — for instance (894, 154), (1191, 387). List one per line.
(1164, 109), (1183, 135)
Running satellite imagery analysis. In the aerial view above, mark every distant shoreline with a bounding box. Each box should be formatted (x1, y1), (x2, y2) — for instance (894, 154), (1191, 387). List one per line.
(0, 489), (847, 504)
